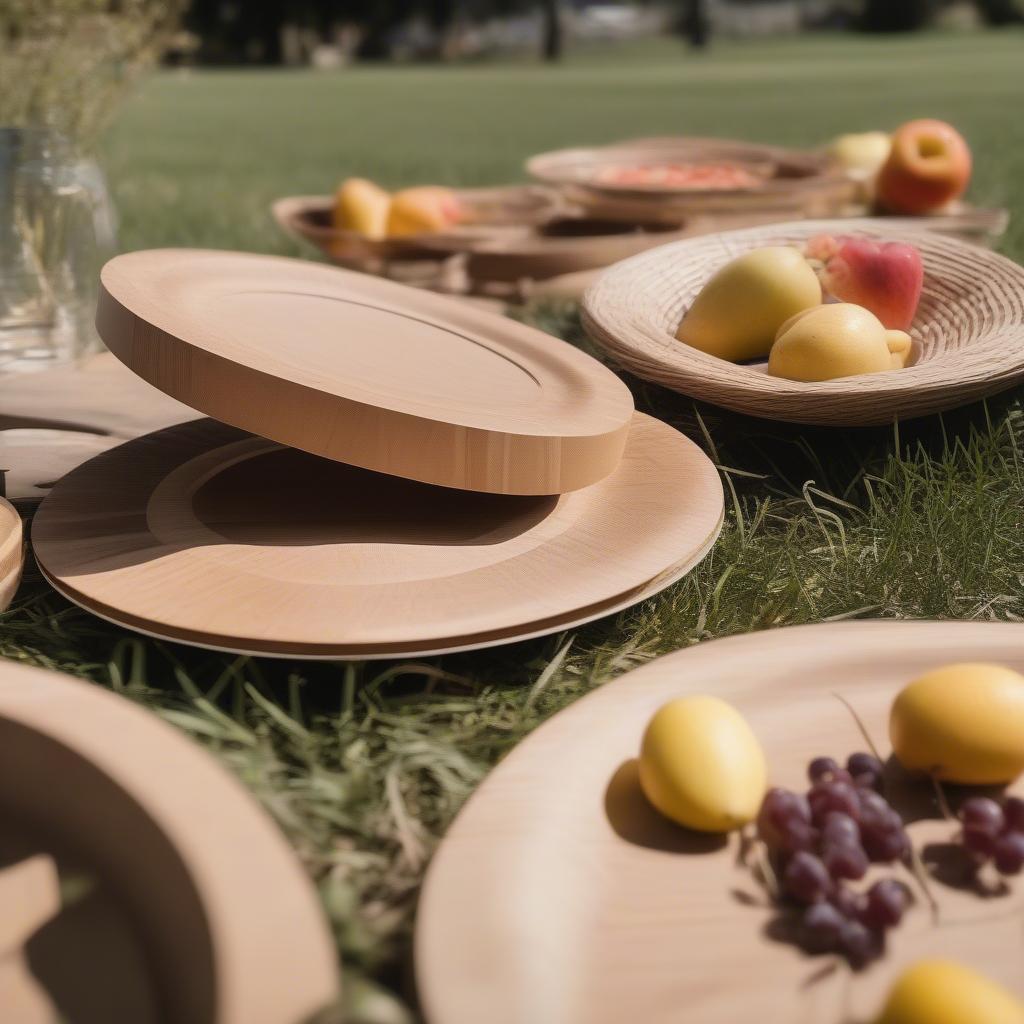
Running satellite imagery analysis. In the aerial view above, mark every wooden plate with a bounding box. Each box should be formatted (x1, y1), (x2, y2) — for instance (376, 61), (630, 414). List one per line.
(0, 497), (22, 609)
(272, 186), (561, 268)
(97, 250), (634, 495)
(0, 657), (338, 1023)
(31, 413), (723, 659)
(1, 429), (120, 504)
(583, 218), (1024, 425)
(417, 620), (1024, 1024)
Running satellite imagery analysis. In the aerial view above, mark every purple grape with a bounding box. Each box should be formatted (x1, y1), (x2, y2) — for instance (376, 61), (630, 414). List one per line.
(960, 796), (1005, 837)
(847, 752), (884, 789)
(808, 780), (860, 825)
(1003, 796), (1024, 833)
(861, 879), (909, 930)
(783, 851), (832, 905)
(993, 832), (1024, 876)
(757, 789), (817, 853)
(801, 901), (845, 953)
(822, 812), (860, 847)
(808, 757), (840, 783)
(823, 840), (869, 881)
(839, 919), (883, 969)
(857, 789), (890, 819)
(829, 884), (865, 920)
(963, 826), (997, 860)
(861, 817), (909, 864)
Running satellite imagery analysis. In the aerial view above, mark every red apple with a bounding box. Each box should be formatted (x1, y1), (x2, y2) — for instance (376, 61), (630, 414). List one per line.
(876, 119), (971, 215)
(813, 235), (923, 331)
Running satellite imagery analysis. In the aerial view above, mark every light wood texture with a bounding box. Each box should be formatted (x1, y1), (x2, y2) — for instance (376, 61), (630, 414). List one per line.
(0, 657), (339, 1023)
(0, 497), (23, 609)
(32, 412), (723, 659)
(1, 429), (119, 503)
(583, 218), (1024, 425)
(0, 352), (195, 439)
(272, 185), (561, 269)
(97, 249), (634, 495)
(417, 620), (1024, 1024)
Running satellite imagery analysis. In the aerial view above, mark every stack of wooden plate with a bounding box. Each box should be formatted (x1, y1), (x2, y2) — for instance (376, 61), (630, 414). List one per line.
(31, 250), (724, 659)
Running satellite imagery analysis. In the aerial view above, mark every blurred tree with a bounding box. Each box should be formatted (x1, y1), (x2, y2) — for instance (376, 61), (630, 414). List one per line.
(682, 0), (710, 47)
(973, 0), (1023, 22)
(541, 0), (562, 61)
(860, 0), (935, 30)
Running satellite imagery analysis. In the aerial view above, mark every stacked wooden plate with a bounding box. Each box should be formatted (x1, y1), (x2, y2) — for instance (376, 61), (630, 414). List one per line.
(32, 250), (724, 658)
(417, 620), (1024, 1024)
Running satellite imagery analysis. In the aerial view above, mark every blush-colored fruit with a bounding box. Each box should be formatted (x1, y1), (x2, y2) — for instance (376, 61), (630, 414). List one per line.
(828, 131), (892, 179)
(638, 696), (767, 833)
(332, 178), (391, 239)
(768, 303), (912, 382)
(386, 186), (463, 237)
(876, 119), (972, 215)
(890, 663), (1024, 785)
(814, 235), (924, 331)
(675, 246), (821, 362)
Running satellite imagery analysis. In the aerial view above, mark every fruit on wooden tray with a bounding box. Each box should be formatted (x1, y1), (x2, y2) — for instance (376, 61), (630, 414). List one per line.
(386, 186), (463, 238)
(874, 959), (1024, 1024)
(767, 303), (912, 382)
(876, 119), (972, 215)
(828, 130), (892, 180)
(638, 696), (766, 833)
(889, 663), (1024, 785)
(675, 246), (821, 362)
(596, 162), (762, 190)
(807, 234), (923, 331)
(332, 177), (391, 239)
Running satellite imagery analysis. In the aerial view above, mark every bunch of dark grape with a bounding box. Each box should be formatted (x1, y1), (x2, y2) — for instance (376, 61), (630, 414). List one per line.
(958, 795), (1024, 875)
(755, 752), (911, 968)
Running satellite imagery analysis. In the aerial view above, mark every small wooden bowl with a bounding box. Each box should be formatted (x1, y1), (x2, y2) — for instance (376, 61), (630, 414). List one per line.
(272, 186), (561, 269)
(582, 218), (1024, 425)
(0, 498), (23, 609)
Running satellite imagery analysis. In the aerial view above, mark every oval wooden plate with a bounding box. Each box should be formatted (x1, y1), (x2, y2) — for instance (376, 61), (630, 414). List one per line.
(417, 620), (1024, 1024)
(0, 497), (23, 609)
(32, 412), (723, 659)
(97, 249), (634, 495)
(0, 658), (338, 1023)
(583, 219), (1024, 425)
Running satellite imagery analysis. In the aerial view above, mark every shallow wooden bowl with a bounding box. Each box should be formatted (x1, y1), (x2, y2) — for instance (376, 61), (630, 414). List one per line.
(0, 497), (23, 609)
(272, 185), (560, 268)
(417, 620), (1024, 1024)
(0, 658), (339, 1023)
(583, 218), (1024, 425)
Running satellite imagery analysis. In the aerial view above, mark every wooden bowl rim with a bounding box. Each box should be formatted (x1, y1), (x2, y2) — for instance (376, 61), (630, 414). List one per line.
(0, 497), (23, 610)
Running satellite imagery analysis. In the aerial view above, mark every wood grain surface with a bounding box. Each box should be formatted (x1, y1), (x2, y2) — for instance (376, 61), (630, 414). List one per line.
(582, 218), (1024, 425)
(32, 413), (723, 659)
(0, 658), (338, 1023)
(417, 620), (1024, 1024)
(96, 249), (634, 495)
(0, 497), (22, 609)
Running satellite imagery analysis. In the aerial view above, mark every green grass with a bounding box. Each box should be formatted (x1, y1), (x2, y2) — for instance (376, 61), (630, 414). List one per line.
(7, 30), (1024, 1022)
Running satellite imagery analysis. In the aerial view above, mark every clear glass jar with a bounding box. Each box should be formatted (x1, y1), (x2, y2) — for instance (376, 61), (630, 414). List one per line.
(0, 127), (117, 372)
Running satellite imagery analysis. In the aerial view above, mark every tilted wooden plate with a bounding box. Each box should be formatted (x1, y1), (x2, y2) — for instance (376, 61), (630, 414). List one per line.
(32, 413), (723, 659)
(0, 497), (22, 609)
(97, 250), (634, 495)
(272, 185), (561, 267)
(417, 620), (1024, 1024)
(583, 219), (1024, 425)
(0, 658), (338, 1023)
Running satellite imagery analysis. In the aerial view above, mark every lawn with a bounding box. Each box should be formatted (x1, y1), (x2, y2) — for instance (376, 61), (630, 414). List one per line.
(8, 29), (1024, 1022)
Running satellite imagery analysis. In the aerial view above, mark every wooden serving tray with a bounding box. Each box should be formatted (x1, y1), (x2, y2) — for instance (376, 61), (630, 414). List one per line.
(417, 620), (1024, 1024)
(32, 413), (724, 659)
(583, 218), (1024, 426)
(0, 658), (338, 1023)
(97, 250), (634, 495)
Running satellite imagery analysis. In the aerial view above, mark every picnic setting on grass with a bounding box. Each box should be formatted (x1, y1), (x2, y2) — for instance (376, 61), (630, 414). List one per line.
(2, 2), (1024, 1022)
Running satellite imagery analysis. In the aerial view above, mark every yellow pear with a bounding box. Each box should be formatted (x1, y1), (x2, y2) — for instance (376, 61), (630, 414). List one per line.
(676, 247), (821, 362)
(386, 186), (463, 238)
(875, 960), (1024, 1024)
(768, 303), (912, 382)
(332, 178), (391, 239)
(828, 131), (892, 177)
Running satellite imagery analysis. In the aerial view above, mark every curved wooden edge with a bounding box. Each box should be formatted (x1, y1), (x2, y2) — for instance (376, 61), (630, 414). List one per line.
(0, 658), (340, 1023)
(0, 499), (23, 611)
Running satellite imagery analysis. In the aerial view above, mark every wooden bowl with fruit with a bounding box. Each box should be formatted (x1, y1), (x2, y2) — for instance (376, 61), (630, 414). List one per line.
(582, 218), (1024, 426)
(418, 620), (1024, 1024)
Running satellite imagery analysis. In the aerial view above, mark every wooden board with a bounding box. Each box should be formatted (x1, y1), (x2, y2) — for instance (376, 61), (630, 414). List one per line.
(417, 620), (1024, 1024)
(97, 250), (634, 495)
(583, 218), (1024, 426)
(0, 657), (339, 1023)
(0, 429), (120, 503)
(32, 413), (724, 659)
(0, 497), (22, 610)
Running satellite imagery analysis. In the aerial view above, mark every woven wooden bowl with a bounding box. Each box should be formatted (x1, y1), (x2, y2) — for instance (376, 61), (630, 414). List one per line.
(272, 185), (560, 268)
(583, 218), (1024, 426)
